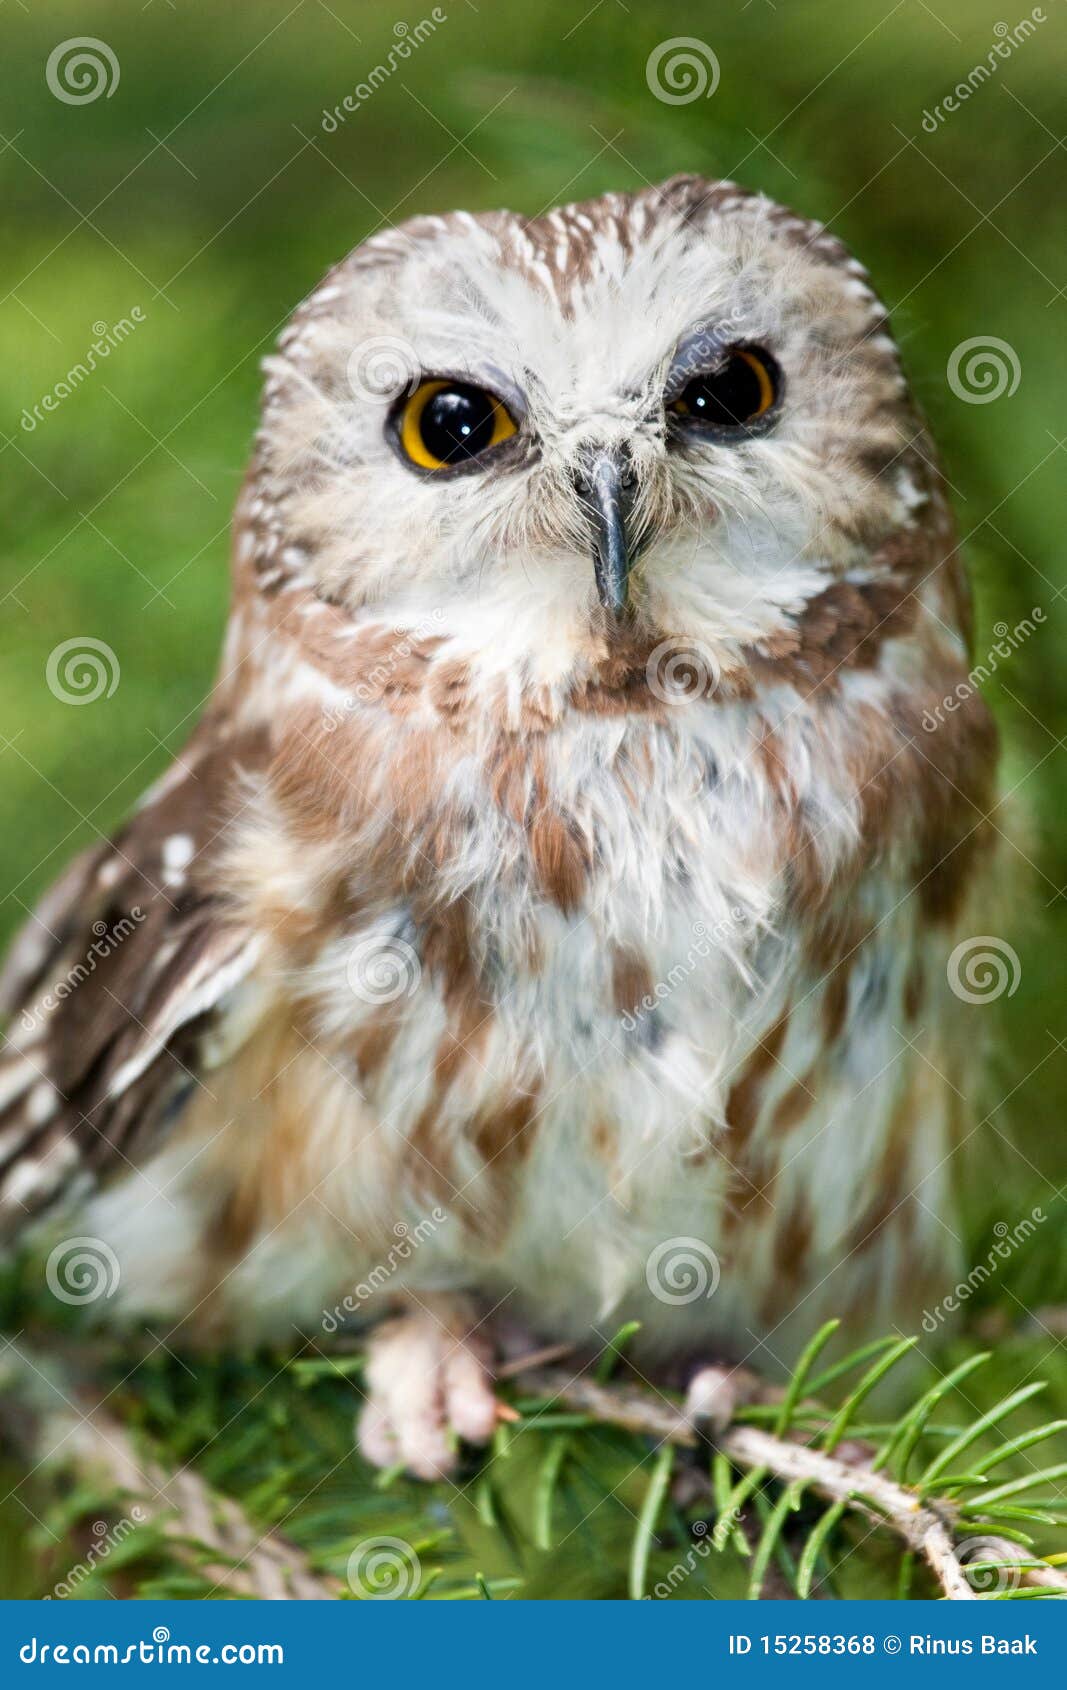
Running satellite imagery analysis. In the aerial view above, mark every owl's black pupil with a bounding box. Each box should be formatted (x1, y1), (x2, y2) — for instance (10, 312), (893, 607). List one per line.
(681, 355), (767, 426)
(419, 384), (497, 463)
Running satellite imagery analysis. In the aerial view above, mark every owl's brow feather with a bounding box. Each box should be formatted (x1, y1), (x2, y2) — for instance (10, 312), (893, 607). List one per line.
(261, 353), (368, 481)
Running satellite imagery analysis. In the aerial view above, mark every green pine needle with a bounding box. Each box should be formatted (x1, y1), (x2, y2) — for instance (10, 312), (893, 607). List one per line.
(628, 1443), (674, 1600)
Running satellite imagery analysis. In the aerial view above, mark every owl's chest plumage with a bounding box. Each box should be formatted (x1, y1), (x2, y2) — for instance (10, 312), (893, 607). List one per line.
(200, 667), (951, 1355)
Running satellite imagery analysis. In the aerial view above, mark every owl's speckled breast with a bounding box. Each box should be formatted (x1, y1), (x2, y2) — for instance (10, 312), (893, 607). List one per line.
(230, 674), (957, 1361)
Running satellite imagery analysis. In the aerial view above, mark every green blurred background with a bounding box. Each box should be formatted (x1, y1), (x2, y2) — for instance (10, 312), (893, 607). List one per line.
(1, 0), (1066, 1601)
(2, 0), (1064, 1216)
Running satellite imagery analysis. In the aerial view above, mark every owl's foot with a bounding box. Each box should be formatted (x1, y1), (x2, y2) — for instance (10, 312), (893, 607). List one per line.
(356, 1302), (498, 1480)
(684, 1362), (764, 1435)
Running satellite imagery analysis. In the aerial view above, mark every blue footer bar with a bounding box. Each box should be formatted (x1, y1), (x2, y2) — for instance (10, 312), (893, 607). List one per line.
(2, 1599), (1064, 1684)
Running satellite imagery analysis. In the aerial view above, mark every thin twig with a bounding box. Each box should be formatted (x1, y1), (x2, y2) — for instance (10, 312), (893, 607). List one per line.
(496, 1340), (577, 1380)
(518, 1367), (1067, 1601)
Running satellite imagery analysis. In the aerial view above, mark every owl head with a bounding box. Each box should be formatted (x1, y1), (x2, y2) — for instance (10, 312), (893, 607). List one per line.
(240, 175), (945, 691)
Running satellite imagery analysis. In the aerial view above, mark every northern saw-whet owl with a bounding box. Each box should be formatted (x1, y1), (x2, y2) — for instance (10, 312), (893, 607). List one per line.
(0, 176), (997, 1478)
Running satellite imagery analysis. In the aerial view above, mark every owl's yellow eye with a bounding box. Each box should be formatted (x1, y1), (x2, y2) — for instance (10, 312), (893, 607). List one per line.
(669, 347), (779, 430)
(396, 379), (518, 471)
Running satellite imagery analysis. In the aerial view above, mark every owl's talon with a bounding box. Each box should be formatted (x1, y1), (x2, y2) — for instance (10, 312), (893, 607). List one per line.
(356, 1307), (497, 1480)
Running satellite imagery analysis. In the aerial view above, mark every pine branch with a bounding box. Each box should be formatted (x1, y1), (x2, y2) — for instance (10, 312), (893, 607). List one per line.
(0, 1341), (339, 1599)
(5, 1320), (1065, 1603)
(516, 1364), (1067, 1601)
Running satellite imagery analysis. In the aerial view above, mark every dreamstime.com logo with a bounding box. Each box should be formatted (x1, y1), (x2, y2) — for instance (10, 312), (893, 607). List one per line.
(920, 10), (1046, 132)
(347, 1535), (422, 1598)
(644, 1515), (745, 1598)
(321, 609), (445, 731)
(646, 38), (720, 104)
(921, 609), (1044, 732)
(19, 1630), (283, 1666)
(46, 637), (121, 704)
(321, 12), (448, 130)
(955, 1536), (1025, 1595)
(345, 933), (422, 1003)
(45, 37), (120, 104)
(346, 334), (420, 403)
(921, 1208), (1046, 1332)
(947, 935), (1021, 1005)
(646, 1236), (721, 1305)
(20, 908), (144, 1034)
(21, 310), (147, 432)
(322, 1207), (446, 1330)
(947, 335), (1021, 404)
(620, 910), (751, 1033)
(646, 637), (722, 705)
(44, 1511), (147, 1600)
(45, 1237), (121, 1306)
(669, 307), (748, 382)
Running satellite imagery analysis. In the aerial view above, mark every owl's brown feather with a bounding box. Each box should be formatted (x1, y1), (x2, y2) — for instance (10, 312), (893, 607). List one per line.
(0, 719), (269, 1222)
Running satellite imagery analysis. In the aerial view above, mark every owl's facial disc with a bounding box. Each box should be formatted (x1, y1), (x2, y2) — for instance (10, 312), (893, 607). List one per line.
(264, 178), (928, 645)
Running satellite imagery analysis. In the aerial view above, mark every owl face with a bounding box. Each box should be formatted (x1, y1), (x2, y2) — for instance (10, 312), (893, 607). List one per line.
(255, 176), (931, 675)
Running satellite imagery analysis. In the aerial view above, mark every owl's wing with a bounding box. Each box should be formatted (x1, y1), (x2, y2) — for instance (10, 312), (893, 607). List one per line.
(0, 717), (271, 1233)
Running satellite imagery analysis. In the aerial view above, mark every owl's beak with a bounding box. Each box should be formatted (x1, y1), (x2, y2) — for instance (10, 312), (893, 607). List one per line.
(575, 449), (636, 618)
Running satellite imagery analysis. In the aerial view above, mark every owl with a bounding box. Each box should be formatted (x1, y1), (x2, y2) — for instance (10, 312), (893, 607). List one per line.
(0, 175), (997, 1478)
